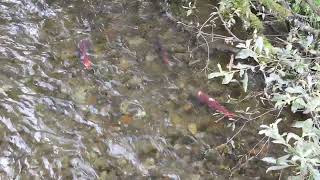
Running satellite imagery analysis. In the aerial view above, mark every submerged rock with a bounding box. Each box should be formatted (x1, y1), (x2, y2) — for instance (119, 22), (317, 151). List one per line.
(120, 99), (146, 119)
(134, 139), (157, 155)
(182, 102), (193, 113)
(170, 113), (183, 128)
(204, 148), (224, 164)
(94, 157), (109, 170)
(118, 59), (129, 71)
(99, 170), (118, 180)
(188, 123), (197, 135)
(70, 86), (88, 104)
(126, 76), (143, 89)
(190, 174), (201, 180)
(145, 52), (157, 62)
(143, 158), (155, 170)
(127, 36), (147, 49)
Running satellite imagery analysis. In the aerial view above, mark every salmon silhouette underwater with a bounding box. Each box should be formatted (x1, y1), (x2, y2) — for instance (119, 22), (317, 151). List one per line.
(196, 90), (235, 119)
(154, 37), (170, 65)
(78, 39), (93, 70)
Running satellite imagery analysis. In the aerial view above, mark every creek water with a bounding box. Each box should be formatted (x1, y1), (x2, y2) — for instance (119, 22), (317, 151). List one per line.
(0, 0), (279, 179)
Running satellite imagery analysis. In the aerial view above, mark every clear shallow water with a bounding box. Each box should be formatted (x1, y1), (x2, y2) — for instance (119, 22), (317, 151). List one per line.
(0, 0), (278, 179)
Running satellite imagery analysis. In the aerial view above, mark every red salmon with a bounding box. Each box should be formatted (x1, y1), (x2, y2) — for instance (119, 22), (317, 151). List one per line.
(161, 48), (169, 65)
(78, 39), (92, 70)
(196, 90), (235, 118)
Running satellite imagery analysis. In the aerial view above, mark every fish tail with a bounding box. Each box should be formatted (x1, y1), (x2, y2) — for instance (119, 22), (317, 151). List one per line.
(208, 99), (235, 118)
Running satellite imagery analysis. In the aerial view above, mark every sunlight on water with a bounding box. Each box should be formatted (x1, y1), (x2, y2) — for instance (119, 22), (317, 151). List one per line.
(0, 0), (276, 179)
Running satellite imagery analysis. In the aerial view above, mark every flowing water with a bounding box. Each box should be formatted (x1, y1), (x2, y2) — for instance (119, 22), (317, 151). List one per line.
(0, 0), (280, 179)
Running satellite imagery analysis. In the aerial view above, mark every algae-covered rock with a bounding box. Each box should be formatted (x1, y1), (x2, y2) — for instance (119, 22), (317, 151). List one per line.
(70, 86), (88, 104)
(99, 170), (118, 180)
(204, 148), (223, 163)
(94, 157), (109, 170)
(126, 76), (142, 89)
(215, 143), (231, 155)
(127, 36), (147, 49)
(188, 123), (197, 135)
(59, 83), (72, 95)
(143, 158), (155, 170)
(89, 151), (98, 163)
(174, 53), (190, 63)
(120, 99), (146, 119)
(68, 77), (96, 105)
(134, 139), (157, 155)
(61, 155), (70, 169)
(182, 102), (193, 113)
(119, 58), (131, 71)
(99, 171), (108, 180)
(169, 44), (186, 53)
(145, 52), (157, 62)
(190, 174), (201, 180)
(207, 82), (229, 96)
(170, 113), (184, 128)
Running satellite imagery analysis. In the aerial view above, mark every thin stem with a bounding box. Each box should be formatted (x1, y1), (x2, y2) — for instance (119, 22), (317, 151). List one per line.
(214, 7), (244, 43)
(226, 121), (247, 144)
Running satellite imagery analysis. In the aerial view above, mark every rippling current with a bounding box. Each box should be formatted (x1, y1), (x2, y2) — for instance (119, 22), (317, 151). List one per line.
(0, 0), (277, 179)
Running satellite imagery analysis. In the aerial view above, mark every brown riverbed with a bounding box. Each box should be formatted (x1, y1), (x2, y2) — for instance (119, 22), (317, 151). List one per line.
(0, 0), (285, 179)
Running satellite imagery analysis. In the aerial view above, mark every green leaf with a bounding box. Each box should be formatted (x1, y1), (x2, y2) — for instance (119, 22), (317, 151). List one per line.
(241, 71), (248, 92)
(208, 72), (225, 79)
(310, 167), (320, 179)
(266, 165), (291, 173)
(304, 97), (320, 113)
(186, 9), (192, 16)
(272, 139), (287, 145)
(292, 119), (313, 129)
(239, 68), (244, 77)
(277, 154), (291, 164)
(288, 175), (301, 180)
(291, 98), (306, 112)
(217, 63), (223, 72)
(292, 119), (317, 138)
(286, 133), (301, 143)
(265, 73), (286, 86)
(285, 86), (305, 94)
(255, 36), (264, 53)
(272, 94), (289, 109)
(235, 48), (257, 61)
(222, 72), (234, 84)
(294, 63), (307, 74)
(262, 157), (277, 164)
(311, 63), (320, 71)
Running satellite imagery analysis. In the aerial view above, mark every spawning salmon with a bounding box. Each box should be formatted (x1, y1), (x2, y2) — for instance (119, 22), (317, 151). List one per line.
(78, 39), (93, 70)
(196, 90), (235, 118)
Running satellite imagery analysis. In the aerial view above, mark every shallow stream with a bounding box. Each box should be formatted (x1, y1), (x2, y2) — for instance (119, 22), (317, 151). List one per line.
(0, 0), (279, 179)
